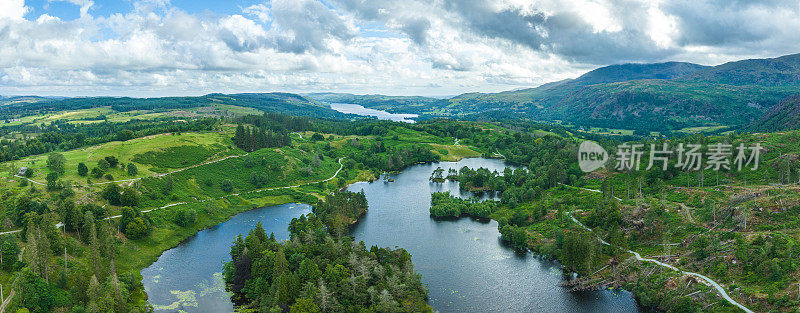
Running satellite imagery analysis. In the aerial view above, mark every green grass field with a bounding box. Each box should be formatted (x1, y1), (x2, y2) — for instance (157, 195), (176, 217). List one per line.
(676, 125), (729, 133)
(2, 104), (263, 127)
(1, 131), (238, 186)
(429, 143), (481, 161)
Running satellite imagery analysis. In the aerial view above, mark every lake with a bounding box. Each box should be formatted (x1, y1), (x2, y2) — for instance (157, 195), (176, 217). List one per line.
(142, 158), (642, 312)
(329, 102), (419, 123)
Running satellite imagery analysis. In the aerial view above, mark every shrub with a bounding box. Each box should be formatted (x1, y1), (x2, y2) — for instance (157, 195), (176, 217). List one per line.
(115, 130), (134, 141)
(220, 179), (234, 193)
(173, 208), (197, 227)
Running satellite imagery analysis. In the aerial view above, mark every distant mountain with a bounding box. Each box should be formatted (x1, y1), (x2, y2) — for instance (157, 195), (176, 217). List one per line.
(321, 53), (800, 132)
(0, 93), (348, 119)
(541, 61), (708, 90)
(679, 53), (800, 87)
(0, 96), (52, 106)
(747, 95), (800, 132)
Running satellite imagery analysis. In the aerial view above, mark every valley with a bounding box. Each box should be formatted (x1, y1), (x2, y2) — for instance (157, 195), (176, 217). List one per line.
(1, 53), (800, 313)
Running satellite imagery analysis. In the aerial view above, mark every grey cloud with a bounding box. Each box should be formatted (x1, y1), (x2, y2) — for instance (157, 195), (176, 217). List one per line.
(663, 0), (799, 46)
(270, 0), (356, 53)
(218, 28), (265, 52)
(443, 0), (670, 64)
(334, 0), (800, 65)
(400, 17), (430, 45)
(331, 0), (433, 46)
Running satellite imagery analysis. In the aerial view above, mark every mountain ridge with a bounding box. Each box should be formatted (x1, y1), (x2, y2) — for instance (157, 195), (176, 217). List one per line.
(309, 53), (800, 132)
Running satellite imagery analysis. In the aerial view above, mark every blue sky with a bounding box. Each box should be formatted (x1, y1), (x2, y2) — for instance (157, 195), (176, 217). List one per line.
(1, 0), (799, 97)
(24, 0), (260, 20)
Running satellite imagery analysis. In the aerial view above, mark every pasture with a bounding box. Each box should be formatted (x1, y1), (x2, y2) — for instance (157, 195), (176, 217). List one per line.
(1, 131), (237, 186)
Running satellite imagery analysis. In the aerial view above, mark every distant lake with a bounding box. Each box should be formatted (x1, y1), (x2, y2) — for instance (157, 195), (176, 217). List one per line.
(329, 102), (418, 123)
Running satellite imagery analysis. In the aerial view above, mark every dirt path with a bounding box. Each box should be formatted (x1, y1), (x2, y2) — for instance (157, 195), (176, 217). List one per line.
(558, 182), (623, 201)
(566, 211), (752, 313)
(13, 175), (45, 186)
(89, 153), (249, 186)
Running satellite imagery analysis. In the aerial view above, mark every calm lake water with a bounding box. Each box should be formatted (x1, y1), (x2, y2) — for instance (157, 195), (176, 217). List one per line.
(141, 203), (312, 312)
(329, 102), (419, 123)
(142, 158), (643, 312)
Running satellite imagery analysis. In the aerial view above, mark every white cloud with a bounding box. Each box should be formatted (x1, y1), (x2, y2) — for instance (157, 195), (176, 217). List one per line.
(0, 0), (28, 21)
(1, 0), (799, 97)
(242, 4), (270, 23)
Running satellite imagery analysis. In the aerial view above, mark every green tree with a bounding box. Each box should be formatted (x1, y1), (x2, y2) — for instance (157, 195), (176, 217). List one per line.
(120, 207), (150, 240)
(0, 237), (20, 270)
(91, 167), (104, 179)
(561, 232), (598, 275)
(47, 153), (66, 175)
(101, 184), (122, 205)
(97, 159), (110, 171)
(46, 172), (60, 191)
(104, 156), (119, 168)
(290, 298), (321, 313)
(77, 163), (89, 177)
(126, 163), (138, 176)
(124, 217), (149, 240)
(119, 188), (140, 207)
(275, 272), (298, 307)
(297, 259), (321, 284)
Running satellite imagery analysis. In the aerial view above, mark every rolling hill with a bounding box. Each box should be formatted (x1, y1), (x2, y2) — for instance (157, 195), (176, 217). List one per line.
(0, 92), (348, 120)
(311, 53), (800, 132)
(747, 95), (800, 132)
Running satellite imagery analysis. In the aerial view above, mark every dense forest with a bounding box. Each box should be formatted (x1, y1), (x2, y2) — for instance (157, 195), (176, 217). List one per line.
(233, 124), (291, 152)
(223, 212), (432, 312)
(312, 191), (368, 236)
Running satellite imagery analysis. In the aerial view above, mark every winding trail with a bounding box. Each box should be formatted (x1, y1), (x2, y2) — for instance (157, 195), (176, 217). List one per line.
(13, 175), (45, 186)
(494, 150), (505, 159)
(0, 158), (345, 236)
(557, 182), (622, 201)
(92, 153), (249, 186)
(15, 153), (250, 187)
(566, 211), (752, 313)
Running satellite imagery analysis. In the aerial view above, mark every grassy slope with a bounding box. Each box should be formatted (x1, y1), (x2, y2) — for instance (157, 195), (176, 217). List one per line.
(2, 131), (236, 187)
(0, 122), (482, 308)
